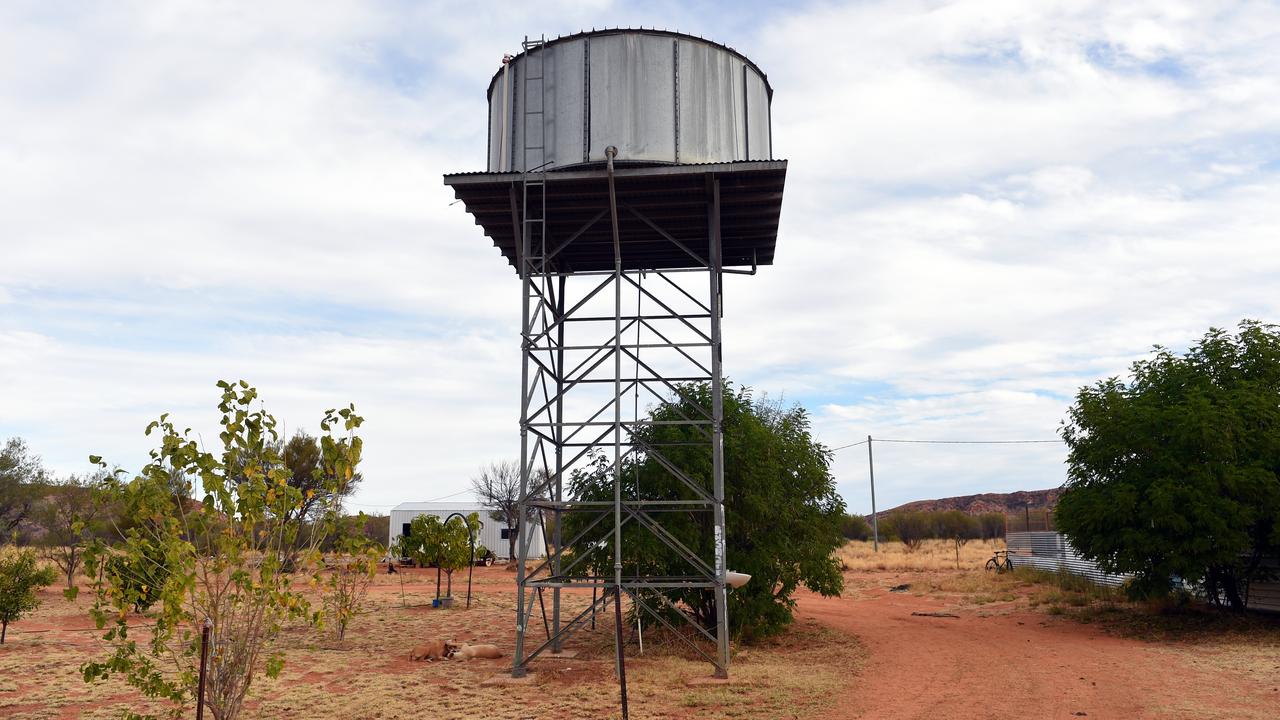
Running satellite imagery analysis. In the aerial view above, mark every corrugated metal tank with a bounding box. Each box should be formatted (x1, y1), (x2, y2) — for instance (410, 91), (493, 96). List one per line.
(487, 29), (773, 172)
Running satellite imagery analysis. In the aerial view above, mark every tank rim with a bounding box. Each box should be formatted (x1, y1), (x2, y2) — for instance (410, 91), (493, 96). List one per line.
(484, 27), (773, 102)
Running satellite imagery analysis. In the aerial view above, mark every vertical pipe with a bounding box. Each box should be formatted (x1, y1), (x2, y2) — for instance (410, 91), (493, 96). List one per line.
(499, 59), (511, 172)
(605, 146), (624, 686)
(614, 586), (630, 720)
(552, 274), (566, 652)
(868, 436), (879, 553)
(196, 619), (210, 720)
(709, 176), (730, 679)
(466, 521), (475, 609)
(512, 181), (533, 678)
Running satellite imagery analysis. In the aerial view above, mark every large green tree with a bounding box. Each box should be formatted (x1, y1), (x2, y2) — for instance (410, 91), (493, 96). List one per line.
(1057, 321), (1280, 611)
(565, 384), (845, 642)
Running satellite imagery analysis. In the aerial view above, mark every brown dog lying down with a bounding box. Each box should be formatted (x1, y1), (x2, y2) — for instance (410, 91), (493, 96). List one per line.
(410, 640), (458, 661)
(448, 643), (504, 661)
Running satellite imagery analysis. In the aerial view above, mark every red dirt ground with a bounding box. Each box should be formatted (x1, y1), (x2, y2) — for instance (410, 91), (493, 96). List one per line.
(797, 575), (1279, 720)
(5, 567), (1278, 718)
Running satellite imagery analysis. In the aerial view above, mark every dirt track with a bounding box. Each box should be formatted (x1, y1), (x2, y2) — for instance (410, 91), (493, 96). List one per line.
(797, 574), (1279, 720)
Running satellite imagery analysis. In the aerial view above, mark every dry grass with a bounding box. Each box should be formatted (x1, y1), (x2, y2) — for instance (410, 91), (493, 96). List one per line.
(840, 538), (1280, 714)
(0, 567), (864, 720)
(838, 538), (1004, 573)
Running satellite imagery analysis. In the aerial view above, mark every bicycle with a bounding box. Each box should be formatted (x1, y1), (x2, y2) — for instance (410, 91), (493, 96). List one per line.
(985, 550), (1015, 574)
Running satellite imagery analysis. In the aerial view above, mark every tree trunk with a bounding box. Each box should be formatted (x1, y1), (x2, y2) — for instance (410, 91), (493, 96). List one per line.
(1204, 567), (1222, 608)
(507, 523), (517, 561)
(1, 619), (6, 643)
(1221, 568), (1246, 613)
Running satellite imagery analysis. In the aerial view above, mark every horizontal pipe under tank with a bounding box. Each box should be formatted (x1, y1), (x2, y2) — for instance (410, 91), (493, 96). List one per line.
(488, 30), (773, 172)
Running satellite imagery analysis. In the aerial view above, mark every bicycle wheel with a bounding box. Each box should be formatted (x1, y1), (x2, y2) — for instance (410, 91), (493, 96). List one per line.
(985, 558), (1000, 572)
(1001, 558), (1014, 573)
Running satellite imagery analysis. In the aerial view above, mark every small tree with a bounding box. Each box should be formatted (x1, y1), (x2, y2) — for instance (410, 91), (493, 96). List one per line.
(888, 511), (930, 552)
(936, 510), (981, 568)
(322, 516), (379, 642)
(360, 514), (389, 548)
(280, 430), (361, 523)
(1, 437), (48, 537)
(1058, 321), (1280, 611)
(840, 514), (873, 541)
(977, 512), (1006, 541)
(34, 474), (108, 589)
(0, 545), (57, 643)
(402, 513), (476, 600)
(470, 460), (523, 560)
(80, 381), (363, 720)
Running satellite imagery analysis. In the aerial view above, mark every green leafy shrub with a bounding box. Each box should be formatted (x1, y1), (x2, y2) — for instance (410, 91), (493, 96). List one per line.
(0, 545), (57, 643)
(564, 384), (845, 642)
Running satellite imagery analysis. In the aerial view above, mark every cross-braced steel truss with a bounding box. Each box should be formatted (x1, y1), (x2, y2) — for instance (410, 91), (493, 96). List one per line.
(511, 156), (732, 678)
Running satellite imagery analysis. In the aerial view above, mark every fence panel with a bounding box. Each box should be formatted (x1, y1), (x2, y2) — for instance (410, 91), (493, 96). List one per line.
(1005, 530), (1131, 588)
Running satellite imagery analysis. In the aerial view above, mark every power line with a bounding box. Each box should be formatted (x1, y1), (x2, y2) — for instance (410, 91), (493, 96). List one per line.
(423, 488), (474, 502)
(876, 438), (1062, 445)
(831, 437), (1061, 451)
(345, 487), (473, 510)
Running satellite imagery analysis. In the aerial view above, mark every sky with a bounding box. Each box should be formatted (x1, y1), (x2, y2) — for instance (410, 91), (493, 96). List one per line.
(2, 1), (1279, 515)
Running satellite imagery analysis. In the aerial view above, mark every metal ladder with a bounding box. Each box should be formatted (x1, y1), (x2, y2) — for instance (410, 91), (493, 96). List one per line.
(521, 35), (548, 274)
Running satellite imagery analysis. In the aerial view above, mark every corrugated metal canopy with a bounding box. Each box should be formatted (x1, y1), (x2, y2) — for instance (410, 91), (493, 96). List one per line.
(443, 160), (787, 273)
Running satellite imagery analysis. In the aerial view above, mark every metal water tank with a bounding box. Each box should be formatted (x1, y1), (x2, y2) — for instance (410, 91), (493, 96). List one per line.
(487, 29), (773, 172)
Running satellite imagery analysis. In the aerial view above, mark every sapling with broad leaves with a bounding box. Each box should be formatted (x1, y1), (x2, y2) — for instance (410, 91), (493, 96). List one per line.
(79, 381), (363, 720)
(322, 516), (380, 642)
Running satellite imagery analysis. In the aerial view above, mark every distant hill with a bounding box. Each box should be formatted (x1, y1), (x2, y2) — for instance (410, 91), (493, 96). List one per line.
(877, 487), (1062, 517)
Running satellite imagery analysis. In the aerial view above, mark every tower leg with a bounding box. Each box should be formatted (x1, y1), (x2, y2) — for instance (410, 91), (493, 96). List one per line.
(708, 177), (730, 678)
(512, 222), (534, 678)
(552, 275), (566, 652)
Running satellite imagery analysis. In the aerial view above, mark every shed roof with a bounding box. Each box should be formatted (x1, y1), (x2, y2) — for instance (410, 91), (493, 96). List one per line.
(391, 501), (486, 513)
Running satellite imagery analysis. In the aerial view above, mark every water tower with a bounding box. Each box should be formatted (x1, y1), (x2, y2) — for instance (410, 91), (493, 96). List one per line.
(444, 29), (785, 679)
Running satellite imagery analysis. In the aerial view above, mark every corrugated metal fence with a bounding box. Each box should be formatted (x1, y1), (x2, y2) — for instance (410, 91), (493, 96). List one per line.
(1007, 530), (1280, 612)
(1004, 508), (1056, 534)
(1005, 531), (1131, 588)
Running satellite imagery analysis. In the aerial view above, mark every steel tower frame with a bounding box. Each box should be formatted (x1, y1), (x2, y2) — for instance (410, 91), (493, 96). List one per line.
(507, 39), (731, 677)
(509, 167), (732, 678)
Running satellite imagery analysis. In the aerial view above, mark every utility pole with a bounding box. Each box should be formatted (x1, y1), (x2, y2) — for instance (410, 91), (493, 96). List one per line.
(868, 435), (879, 552)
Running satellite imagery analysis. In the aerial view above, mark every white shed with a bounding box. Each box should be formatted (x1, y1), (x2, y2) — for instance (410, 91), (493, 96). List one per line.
(388, 501), (545, 560)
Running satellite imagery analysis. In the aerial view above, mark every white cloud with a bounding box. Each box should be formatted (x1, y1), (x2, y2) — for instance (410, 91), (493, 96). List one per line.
(2, 1), (1278, 513)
